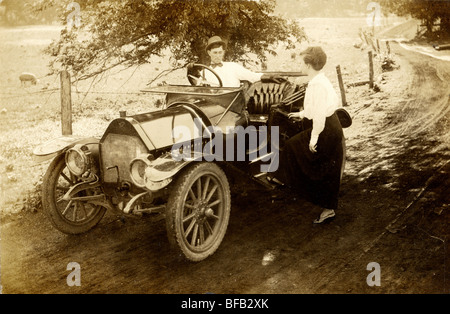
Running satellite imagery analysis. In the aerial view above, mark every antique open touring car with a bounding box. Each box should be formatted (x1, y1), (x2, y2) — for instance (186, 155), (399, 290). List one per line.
(34, 64), (351, 261)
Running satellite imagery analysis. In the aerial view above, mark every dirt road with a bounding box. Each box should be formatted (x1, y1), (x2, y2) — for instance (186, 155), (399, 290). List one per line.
(1, 41), (449, 295)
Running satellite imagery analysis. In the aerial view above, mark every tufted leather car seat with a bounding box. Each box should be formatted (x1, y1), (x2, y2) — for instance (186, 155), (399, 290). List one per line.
(246, 81), (291, 114)
(245, 81), (307, 124)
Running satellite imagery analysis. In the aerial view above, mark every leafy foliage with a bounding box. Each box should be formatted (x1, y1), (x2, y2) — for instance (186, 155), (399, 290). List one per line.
(379, 0), (450, 36)
(39, 0), (306, 80)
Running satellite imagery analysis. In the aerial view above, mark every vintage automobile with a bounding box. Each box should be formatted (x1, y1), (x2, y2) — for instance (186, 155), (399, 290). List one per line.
(33, 64), (351, 261)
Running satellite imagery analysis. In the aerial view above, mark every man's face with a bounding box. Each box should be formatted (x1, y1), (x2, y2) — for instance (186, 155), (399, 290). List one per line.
(207, 46), (225, 64)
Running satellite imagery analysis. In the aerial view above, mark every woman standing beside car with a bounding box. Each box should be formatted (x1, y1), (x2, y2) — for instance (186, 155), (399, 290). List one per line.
(269, 46), (344, 224)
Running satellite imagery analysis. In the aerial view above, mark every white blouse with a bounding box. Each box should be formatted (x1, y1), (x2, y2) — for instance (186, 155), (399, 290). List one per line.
(302, 72), (340, 143)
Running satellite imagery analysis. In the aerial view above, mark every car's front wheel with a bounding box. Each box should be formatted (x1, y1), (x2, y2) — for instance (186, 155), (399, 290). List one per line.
(42, 153), (107, 234)
(165, 162), (231, 262)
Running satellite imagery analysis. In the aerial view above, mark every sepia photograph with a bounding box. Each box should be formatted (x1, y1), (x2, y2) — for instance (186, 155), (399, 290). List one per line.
(0, 0), (449, 300)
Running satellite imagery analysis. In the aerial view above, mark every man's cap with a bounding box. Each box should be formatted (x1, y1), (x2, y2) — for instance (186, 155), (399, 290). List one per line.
(206, 36), (226, 51)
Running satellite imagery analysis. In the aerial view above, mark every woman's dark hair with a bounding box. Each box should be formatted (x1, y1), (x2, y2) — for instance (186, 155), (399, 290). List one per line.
(299, 46), (327, 71)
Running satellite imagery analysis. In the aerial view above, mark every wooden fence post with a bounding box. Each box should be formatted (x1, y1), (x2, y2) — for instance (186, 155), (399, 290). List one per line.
(336, 65), (347, 106)
(60, 70), (72, 136)
(368, 51), (374, 89)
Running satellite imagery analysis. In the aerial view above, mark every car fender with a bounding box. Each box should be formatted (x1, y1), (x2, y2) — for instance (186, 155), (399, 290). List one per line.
(144, 153), (192, 191)
(33, 136), (100, 163)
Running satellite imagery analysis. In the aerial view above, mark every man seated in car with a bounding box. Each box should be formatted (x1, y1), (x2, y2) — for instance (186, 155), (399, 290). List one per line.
(189, 36), (284, 88)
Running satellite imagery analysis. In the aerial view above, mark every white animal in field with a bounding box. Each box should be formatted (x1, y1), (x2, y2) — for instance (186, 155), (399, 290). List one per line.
(19, 72), (38, 86)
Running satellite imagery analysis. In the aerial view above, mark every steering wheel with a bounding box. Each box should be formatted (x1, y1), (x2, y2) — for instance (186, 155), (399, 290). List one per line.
(187, 63), (223, 87)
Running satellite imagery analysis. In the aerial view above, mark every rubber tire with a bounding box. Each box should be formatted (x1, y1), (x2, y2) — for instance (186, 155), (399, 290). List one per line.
(165, 162), (231, 262)
(42, 153), (106, 234)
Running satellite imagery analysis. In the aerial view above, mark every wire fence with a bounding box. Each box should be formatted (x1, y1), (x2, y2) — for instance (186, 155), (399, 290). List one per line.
(0, 87), (146, 98)
(0, 80), (150, 102)
(0, 68), (168, 100)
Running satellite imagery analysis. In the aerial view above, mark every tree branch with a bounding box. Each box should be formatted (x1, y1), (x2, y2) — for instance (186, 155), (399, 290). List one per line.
(146, 62), (189, 86)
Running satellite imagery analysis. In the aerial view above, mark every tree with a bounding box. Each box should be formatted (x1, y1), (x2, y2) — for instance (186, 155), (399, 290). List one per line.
(36, 0), (306, 81)
(379, 0), (450, 36)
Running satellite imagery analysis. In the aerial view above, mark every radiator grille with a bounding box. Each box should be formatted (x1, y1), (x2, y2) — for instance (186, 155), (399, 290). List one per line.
(101, 133), (148, 184)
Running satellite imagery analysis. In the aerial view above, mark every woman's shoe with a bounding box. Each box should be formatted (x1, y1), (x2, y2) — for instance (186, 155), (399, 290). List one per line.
(313, 209), (335, 224)
(266, 176), (285, 186)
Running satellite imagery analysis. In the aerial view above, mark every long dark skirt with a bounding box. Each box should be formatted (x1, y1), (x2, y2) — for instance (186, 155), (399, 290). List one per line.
(274, 113), (344, 210)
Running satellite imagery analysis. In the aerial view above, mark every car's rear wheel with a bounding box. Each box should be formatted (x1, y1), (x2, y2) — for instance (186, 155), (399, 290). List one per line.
(42, 153), (107, 234)
(165, 162), (231, 262)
